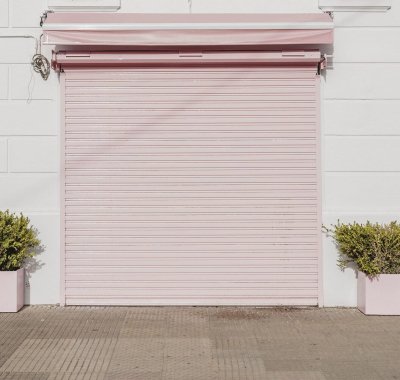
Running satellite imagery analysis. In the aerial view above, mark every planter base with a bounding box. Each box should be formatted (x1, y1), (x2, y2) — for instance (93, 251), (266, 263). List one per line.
(0, 269), (25, 312)
(358, 272), (400, 315)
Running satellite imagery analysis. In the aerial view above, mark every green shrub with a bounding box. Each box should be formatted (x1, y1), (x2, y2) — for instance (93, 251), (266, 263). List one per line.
(323, 221), (400, 277)
(0, 210), (41, 271)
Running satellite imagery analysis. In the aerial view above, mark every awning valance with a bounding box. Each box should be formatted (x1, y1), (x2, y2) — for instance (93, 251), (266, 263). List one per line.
(42, 13), (333, 47)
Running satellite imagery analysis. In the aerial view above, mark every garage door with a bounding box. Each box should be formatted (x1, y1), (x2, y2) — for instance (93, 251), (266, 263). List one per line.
(62, 61), (321, 305)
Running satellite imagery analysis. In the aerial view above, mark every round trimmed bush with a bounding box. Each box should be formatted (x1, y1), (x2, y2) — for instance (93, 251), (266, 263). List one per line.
(324, 221), (400, 277)
(0, 210), (40, 271)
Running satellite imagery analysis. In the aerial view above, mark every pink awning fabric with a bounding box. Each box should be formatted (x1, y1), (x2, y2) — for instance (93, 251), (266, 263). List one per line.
(42, 13), (333, 47)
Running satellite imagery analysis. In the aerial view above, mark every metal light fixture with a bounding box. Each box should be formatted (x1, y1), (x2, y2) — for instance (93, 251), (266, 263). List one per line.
(319, 0), (392, 12)
(47, 0), (121, 11)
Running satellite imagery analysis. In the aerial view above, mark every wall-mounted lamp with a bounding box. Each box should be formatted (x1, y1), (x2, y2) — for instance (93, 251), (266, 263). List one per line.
(319, 0), (392, 12)
(47, 0), (121, 11)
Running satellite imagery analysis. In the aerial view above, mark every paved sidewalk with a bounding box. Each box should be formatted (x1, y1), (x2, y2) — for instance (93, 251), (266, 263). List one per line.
(0, 307), (399, 380)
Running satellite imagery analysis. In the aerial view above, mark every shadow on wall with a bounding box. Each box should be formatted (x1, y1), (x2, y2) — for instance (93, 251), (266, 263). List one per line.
(24, 231), (45, 305)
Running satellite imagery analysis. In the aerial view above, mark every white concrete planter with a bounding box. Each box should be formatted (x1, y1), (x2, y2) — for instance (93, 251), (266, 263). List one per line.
(0, 269), (25, 312)
(358, 272), (400, 315)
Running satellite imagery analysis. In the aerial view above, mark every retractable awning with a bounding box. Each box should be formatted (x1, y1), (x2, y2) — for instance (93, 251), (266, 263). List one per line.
(42, 13), (333, 47)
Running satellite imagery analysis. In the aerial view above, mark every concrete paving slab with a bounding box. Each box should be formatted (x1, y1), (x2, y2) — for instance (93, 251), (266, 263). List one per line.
(0, 307), (399, 380)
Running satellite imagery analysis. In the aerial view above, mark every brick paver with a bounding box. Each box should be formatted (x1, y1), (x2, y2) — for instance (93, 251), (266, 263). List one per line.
(0, 307), (399, 379)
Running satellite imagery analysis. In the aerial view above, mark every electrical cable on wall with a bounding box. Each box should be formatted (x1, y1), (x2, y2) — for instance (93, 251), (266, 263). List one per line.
(0, 35), (50, 80)
(32, 35), (50, 80)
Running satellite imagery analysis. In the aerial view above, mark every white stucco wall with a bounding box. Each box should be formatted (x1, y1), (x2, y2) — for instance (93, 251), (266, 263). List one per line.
(0, 0), (399, 306)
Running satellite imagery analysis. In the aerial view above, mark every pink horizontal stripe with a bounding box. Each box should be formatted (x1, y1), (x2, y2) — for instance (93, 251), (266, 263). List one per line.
(45, 29), (333, 46)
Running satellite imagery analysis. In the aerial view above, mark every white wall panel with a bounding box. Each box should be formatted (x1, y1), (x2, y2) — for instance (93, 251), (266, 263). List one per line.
(0, 0), (60, 304)
(120, 0), (320, 13)
(0, 101), (57, 135)
(333, 28), (400, 62)
(120, 0), (189, 13)
(323, 100), (400, 135)
(191, 0), (319, 13)
(0, 138), (7, 172)
(324, 173), (400, 212)
(0, 65), (8, 99)
(0, 38), (36, 64)
(0, 174), (58, 212)
(25, 213), (60, 305)
(0, 0), (8, 27)
(321, 2), (400, 306)
(2, 0), (398, 306)
(8, 137), (58, 172)
(10, 64), (56, 100)
(10, 0), (46, 28)
(323, 236), (357, 308)
(325, 136), (400, 172)
(325, 63), (400, 99)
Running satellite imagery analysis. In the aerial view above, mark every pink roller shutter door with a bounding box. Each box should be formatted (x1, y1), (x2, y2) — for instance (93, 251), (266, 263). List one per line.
(63, 63), (321, 306)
